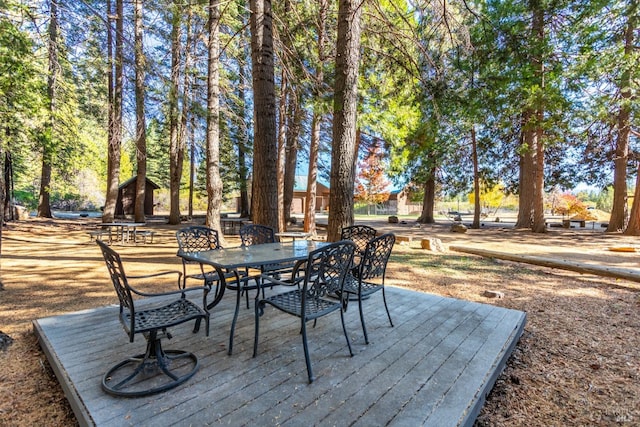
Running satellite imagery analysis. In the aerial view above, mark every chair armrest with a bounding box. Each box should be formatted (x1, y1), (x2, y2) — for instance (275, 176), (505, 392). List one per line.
(291, 258), (307, 276)
(129, 284), (207, 298)
(129, 285), (210, 313)
(258, 271), (306, 288)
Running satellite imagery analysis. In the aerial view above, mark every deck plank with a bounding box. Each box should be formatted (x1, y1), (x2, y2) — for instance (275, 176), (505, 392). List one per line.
(33, 287), (525, 427)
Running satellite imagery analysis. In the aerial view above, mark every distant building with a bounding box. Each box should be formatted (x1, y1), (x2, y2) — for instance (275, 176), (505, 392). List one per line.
(115, 177), (160, 217)
(384, 187), (421, 215)
(291, 176), (330, 214)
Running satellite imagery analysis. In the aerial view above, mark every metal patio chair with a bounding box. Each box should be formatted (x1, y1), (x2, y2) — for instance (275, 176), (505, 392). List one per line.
(253, 240), (356, 383)
(176, 225), (230, 309)
(341, 233), (396, 344)
(239, 224), (297, 305)
(340, 224), (378, 262)
(97, 240), (210, 397)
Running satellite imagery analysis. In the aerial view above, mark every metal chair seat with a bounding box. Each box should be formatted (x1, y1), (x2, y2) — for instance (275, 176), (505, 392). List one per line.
(125, 298), (207, 333)
(341, 275), (382, 297)
(260, 289), (342, 319)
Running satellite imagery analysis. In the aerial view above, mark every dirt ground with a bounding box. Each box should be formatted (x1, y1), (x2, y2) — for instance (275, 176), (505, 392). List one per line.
(1, 217), (639, 426)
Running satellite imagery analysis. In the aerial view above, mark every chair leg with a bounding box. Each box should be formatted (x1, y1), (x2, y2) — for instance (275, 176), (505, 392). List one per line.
(357, 296), (369, 344)
(301, 320), (314, 383)
(102, 330), (199, 397)
(228, 285), (242, 355)
(382, 287), (393, 327)
(253, 301), (262, 357)
(340, 308), (354, 357)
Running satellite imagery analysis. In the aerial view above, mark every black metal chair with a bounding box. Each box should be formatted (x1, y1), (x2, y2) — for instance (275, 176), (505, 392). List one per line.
(176, 225), (229, 309)
(176, 226), (222, 286)
(240, 223), (276, 246)
(340, 224), (378, 261)
(341, 233), (395, 344)
(238, 224), (275, 306)
(96, 240), (210, 397)
(239, 224), (296, 306)
(253, 240), (356, 383)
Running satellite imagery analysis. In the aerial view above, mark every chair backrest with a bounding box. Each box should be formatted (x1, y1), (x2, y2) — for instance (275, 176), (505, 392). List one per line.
(240, 224), (275, 246)
(96, 240), (136, 340)
(359, 233), (396, 281)
(176, 226), (222, 255)
(340, 225), (378, 255)
(301, 240), (355, 301)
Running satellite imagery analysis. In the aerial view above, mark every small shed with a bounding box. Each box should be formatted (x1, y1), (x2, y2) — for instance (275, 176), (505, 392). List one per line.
(115, 177), (160, 217)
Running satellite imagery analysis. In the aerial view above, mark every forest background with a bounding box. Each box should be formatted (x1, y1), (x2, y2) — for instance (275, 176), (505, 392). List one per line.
(0, 0), (638, 239)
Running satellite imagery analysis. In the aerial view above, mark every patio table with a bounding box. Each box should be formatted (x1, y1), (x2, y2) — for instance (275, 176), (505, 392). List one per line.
(178, 240), (328, 354)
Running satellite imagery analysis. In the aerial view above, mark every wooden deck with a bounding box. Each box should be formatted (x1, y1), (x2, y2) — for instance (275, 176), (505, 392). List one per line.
(33, 287), (526, 427)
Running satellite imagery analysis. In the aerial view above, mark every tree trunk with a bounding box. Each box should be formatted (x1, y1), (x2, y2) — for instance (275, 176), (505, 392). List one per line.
(276, 68), (288, 231)
(133, 0), (147, 223)
(327, 0), (363, 242)
(417, 171), (435, 224)
(182, 4), (194, 221)
(516, 120), (535, 228)
(0, 149), (4, 255)
(188, 110), (195, 219)
(304, 114), (320, 234)
(304, 0), (327, 236)
(621, 2), (638, 235)
(283, 92), (302, 224)
(168, 7), (183, 225)
(607, 136), (629, 232)
(516, 2), (547, 233)
(38, 0), (59, 219)
(205, 0), (224, 238)
(531, 113), (546, 233)
(471, 126), (480, 229)
(249, 0), (279, 229)
(3, 151), (13, 222)
(530, 3), (546, 233)
(238, 55), (250, 218)
(103, 0), (122, 223)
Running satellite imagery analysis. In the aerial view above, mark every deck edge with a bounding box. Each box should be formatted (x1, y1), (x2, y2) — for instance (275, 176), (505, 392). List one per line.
(33, 318), (95, 427)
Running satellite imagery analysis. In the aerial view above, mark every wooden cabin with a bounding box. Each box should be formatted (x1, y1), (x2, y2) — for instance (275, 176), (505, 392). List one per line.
(115, 177), (160, 217)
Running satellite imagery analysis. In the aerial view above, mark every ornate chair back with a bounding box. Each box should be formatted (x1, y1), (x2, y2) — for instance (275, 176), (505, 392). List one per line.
(340, 225), (378, 258)
(358, 233), (396, 281)
(98, 239), (137, 340)
(176, 226), (222, 288)
(302, 240), (356, 305)
(240, 224), (276, 246)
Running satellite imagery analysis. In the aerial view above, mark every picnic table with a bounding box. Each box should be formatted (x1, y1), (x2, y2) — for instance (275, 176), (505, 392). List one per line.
(99, 222), (147, 244)
(275, 231), (312, 242)
(220, 217), (250, 235)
